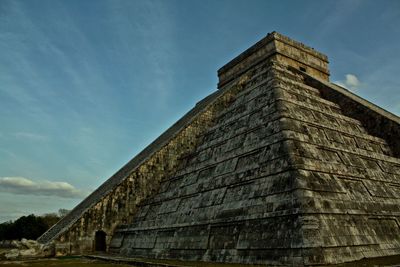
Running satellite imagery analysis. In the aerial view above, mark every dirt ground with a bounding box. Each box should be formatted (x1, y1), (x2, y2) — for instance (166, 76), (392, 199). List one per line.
(0, 254), (400, 267)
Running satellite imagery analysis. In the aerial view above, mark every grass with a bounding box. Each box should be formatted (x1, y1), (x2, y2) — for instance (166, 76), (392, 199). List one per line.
(87, 254), (400, 267)
(0, 257), (136, 267)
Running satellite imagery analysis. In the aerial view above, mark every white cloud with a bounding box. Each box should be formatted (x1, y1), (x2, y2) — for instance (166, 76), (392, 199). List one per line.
(0, 176), (87, 198)
(345, 74), (360, 88)
(335, 74), (361, 91)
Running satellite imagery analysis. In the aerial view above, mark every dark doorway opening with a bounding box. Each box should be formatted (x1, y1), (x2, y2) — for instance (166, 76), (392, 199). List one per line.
(94, 230), (106, 252)
(299, 66), (307, 72)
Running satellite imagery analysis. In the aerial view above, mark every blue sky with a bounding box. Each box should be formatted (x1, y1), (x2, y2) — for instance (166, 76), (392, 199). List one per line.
(0, 0), (399, 222)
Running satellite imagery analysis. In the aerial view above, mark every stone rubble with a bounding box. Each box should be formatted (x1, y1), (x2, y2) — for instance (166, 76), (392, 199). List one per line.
(1, 239), (54, 260)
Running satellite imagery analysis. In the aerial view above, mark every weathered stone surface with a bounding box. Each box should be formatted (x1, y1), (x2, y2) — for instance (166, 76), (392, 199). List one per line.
(38, 32), (400, 266)
(4, 249), (19, 260)
(1, 239), (54, 259)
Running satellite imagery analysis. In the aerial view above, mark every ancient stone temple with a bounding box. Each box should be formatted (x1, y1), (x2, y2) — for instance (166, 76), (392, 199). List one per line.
(38, 32), (400, 266)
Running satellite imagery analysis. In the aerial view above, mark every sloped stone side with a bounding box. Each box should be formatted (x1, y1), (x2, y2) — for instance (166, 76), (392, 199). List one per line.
(41, 63), (252, 255)
(111, 61), (312, 266)
(274, 66), (400, 265)
(112, 60), (400, 266)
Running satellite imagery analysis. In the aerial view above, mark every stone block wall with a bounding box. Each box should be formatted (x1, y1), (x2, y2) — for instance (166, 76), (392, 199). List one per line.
(217, 32), (329, 88)
(302, 73), (400, 157)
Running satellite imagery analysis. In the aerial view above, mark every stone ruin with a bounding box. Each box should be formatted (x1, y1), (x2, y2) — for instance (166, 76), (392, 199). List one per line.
(37, 32), (400, 266)
(0, 239), (54, 260)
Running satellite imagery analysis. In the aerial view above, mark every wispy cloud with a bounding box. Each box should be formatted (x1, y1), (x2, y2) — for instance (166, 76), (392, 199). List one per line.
(0, 176), (87, 198)
(313, 0), (363, 40)
(335, 74), (361, 91)
(106, 0), (177, 109)
(15, 132), (48, 141)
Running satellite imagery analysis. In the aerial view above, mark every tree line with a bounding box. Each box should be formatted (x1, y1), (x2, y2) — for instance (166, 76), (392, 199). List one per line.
(0, 209), (69, 241)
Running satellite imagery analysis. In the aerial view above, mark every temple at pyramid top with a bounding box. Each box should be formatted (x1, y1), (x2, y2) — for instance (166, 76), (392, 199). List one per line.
(218, 31), (330, 88)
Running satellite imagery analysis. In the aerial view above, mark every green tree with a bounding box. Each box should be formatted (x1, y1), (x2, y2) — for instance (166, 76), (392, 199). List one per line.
(0, 213), (61, 241)
(41, 213), (60, 229)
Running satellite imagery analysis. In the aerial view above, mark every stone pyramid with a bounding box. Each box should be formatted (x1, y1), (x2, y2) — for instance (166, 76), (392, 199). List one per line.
(38, 32), (400, 266)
